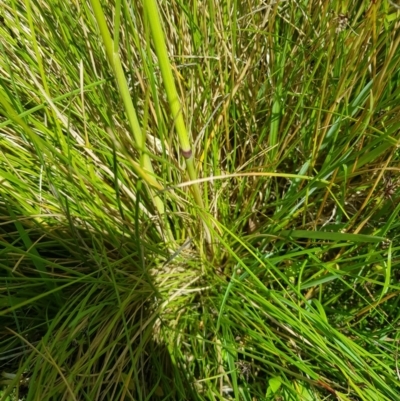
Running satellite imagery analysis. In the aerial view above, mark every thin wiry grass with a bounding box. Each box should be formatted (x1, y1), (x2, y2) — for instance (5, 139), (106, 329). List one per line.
(1, 0), (400, 400)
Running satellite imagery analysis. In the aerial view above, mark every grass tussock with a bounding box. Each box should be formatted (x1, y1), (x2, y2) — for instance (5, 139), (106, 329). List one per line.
(1, 0), (400, 400)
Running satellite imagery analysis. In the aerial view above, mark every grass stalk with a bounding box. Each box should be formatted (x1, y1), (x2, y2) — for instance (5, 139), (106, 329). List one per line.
(143, 0), (213, 247)
(89, 0), (170, 240)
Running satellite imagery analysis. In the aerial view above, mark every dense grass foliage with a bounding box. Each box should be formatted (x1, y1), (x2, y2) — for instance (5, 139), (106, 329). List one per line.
(1, 0), (400, 400)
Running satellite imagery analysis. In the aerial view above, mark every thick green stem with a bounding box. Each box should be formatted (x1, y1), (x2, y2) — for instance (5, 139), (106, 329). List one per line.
(143, 0), (212, 247)
(89, 0), (170, 240)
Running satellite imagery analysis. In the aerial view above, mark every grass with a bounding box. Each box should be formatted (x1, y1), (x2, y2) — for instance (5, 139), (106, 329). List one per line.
(1, 0), (400, 400)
